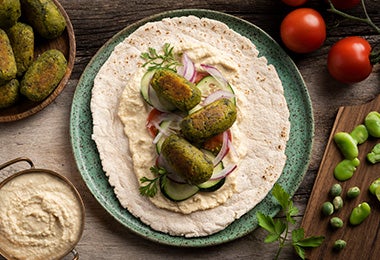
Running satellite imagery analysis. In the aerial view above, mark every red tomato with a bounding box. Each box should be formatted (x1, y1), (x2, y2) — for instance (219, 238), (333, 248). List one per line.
(194, 71), (209, 84)
(282, 0), (308, 7)
(280, 8), (326, 53)
(203, 130), (232, 154)
(146, 108), (163, 136)
(328, 0), (360, 10)
(327, 36), (373, 83)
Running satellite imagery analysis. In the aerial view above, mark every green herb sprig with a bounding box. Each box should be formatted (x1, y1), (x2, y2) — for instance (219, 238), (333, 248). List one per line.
(139, 166), (168, 197)
(140, 43), (181, 72)
(256, 184), (324, 260)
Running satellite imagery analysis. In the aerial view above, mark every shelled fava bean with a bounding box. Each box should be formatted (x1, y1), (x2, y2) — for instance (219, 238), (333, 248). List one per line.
(329, 183), (342, 197)
(330, 217), (343, 229)
(321, 201), (334, 216)
(333, 239), (347, 251)
(347, 186), (360, 199)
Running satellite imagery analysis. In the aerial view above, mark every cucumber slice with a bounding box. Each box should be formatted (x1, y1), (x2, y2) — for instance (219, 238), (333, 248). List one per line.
(197, 177), (226, 192)
(141, 70), (177, 111)
(196, 76), (236, 104)
(160, 177), (199, 202)
(196, 154), (225, 191)
(140, 70), (156, 105)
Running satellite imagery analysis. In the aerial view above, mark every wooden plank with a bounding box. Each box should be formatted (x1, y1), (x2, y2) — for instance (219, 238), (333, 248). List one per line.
(302, 95), (380, 259)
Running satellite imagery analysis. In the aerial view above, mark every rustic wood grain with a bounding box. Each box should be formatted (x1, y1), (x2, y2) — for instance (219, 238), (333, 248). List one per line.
(0, 0), (379, 259)
(302, 95), (380, 259)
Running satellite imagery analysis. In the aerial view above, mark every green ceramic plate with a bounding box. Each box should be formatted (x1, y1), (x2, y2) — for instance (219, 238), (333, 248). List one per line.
(70, 9), (313, 247)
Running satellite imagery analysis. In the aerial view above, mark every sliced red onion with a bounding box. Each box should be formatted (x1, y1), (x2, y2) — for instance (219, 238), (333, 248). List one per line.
(203, 90), (236, 106)
(213, 131), (229, 166)
(201, 64), (228, 89)
(178, 53), (197, 83)
(227, 137), (238, 160)
(210, 164), (237, 180)
(150, 114), (182, 144)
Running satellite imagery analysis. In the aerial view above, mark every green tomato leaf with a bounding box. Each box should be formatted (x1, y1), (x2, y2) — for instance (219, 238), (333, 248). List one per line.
(293, 245), (306, 260)
(295, 235), (325, 248)
(291, 228), (304, 243)
(256, 212), (276, 234)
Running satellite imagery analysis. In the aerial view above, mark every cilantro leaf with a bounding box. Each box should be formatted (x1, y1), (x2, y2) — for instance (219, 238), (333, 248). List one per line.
(293, 245), (306, 260)
(256, 184), (324, 260)
(272, 183), (290, 209)
(294, 235), (325, 248)
(257, 212), (276, 233)
(140, 43), (181, 71)
(139, 166), (168, 197)
(291, 228), (305, 243)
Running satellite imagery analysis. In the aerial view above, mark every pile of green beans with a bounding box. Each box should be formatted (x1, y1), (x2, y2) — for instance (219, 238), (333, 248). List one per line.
(333, 111), (380, 181)
(323, 110), (380, 252)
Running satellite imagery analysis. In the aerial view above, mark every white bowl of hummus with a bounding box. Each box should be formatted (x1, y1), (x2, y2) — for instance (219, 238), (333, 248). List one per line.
(0, 158), (85, 260)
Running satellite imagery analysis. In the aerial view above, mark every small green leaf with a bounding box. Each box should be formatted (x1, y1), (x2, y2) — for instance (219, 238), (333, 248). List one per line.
(295, 236), (325, 248)
(293, 245), (306, 260)
(257, 185), (324, 260)
(264, 233), (280, 243)
(288, 201), (299, 217)
(291, 228), (304, 243)
(256, 212), (276, 233)
(272, 183), (290, 209)
(273, 219), (286, 235)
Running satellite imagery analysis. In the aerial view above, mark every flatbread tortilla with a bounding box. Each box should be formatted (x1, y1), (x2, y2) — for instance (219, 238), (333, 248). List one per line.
(91, 15), (290, 237)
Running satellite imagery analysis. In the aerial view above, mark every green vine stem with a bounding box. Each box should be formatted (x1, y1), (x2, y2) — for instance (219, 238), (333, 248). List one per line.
(327, 0), (380, 64)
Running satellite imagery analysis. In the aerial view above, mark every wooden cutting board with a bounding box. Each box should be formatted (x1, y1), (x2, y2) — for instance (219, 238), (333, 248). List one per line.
(302, 95), (380, 259)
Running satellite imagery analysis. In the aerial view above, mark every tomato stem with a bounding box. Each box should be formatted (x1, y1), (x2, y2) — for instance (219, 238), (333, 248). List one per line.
(327, 0), (380, 35)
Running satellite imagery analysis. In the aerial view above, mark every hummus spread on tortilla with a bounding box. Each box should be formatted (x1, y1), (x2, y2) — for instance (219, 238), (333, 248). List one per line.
(91, 15), (290, 237)
(0, 172), (83, 260)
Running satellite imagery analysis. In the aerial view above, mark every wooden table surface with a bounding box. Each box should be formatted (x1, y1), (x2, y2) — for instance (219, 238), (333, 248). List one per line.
(1, 0), (379, 259)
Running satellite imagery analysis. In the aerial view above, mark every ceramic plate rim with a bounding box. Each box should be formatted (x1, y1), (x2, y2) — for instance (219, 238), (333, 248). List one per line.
(70, 9), (314, 247)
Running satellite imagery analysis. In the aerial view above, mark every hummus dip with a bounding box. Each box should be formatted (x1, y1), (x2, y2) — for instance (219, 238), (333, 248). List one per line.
(0, 172), (84, 260)
(91, 15), (290, 237)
